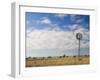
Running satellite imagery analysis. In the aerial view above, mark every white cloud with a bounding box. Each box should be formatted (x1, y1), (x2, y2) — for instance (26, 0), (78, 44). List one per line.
(76, 19), (83, 23)
(70, 15), (83, 24)
(27, 29), (31, 33)
(38, 17), (62, 31)
(47, 24), (61, 31)
(26, 20), (30, 25)
(31, 17), (52, 25)
(27, 17), (63, 33)
(67, 24), (78, 30)
(54, 14), (67, 19)
(26, 26), (89, 50)
(73, 25), (88, 36)
(40, 17), (52, 24)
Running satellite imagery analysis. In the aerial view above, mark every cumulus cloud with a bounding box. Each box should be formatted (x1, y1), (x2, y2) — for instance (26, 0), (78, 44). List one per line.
(76, 19), (83, 24)
(69, 15), (84, 24)
(26, 26), (89, 50)
(32, 17), (62, 31)
(45, 24), (62, 31)
(54, 14), (67, 19)
(66, 24), (79, 31)
(40, 17), (52, 24)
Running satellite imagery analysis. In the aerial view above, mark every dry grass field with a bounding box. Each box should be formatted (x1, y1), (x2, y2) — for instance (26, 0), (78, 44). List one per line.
(26, 55), (89, 67)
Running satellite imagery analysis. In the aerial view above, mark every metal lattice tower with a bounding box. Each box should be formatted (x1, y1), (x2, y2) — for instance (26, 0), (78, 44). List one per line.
(76, 33), (82, 60)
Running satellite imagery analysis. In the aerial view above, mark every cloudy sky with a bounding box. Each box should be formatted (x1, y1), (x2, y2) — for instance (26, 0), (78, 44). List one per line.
(26, 12), (90, 57)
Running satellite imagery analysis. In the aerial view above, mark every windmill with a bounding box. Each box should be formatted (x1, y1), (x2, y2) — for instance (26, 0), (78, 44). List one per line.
(76, 33), (83, 60)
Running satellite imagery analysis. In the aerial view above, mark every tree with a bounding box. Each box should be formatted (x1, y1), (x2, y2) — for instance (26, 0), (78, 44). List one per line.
(59, 56), (62, 58)
(33, 57), (36, 59)
(63, 54), (66, 58)
(48, 56), (52, 58)
(73, 56), (76, 58)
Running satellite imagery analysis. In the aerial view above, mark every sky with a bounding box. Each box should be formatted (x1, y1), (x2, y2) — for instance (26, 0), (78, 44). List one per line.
(26, 12), (90, 57)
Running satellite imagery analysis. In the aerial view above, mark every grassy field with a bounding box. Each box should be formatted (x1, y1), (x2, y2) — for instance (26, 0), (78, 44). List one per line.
(26, 55), (90, 67)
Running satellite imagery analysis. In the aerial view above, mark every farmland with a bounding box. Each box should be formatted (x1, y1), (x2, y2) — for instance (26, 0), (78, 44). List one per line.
(26, 55), (89, 67)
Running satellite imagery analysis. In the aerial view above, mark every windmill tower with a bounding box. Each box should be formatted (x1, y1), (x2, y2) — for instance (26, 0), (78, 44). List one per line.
(76, 33), (82, 60)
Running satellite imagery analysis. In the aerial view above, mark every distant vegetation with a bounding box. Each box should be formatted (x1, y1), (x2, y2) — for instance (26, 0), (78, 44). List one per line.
(26, 54), (89, 60)
(26, 54), (89, 67)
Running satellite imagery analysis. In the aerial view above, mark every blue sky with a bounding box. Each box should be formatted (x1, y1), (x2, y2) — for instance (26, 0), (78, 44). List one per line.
(26, 12), (90, 57)
(26, 12), (89, 32)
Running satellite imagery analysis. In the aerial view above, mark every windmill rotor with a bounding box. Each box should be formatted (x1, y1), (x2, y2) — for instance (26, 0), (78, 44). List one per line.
(76, 33), (83, 40)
